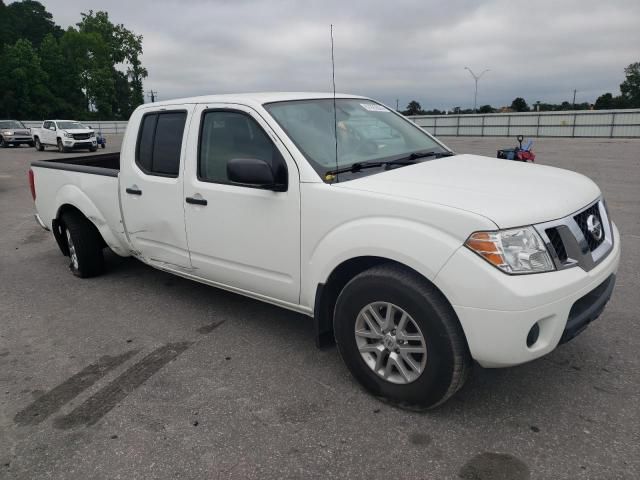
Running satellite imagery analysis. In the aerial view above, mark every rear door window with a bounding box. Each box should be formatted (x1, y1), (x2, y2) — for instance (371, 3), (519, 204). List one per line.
(135, 111), (186, 177)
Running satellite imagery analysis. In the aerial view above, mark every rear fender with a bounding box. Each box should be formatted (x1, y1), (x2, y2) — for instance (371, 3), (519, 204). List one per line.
(54, 184), (129, 255)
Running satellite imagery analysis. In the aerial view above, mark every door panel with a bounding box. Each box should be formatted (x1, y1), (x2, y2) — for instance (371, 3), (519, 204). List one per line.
(119, 106), (194, 269)
(183, 104), (300, 304)
(43, 122), (55, 144)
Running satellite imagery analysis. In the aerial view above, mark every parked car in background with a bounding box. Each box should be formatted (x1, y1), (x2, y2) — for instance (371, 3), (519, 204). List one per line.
(28, 93), (620, 408)
(32, 120), (97, 153)
(0, 120), (34, 147)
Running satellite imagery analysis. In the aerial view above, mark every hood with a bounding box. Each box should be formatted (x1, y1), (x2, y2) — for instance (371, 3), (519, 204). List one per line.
(335, 154), (601, 227)
(64, 128), (93, 134)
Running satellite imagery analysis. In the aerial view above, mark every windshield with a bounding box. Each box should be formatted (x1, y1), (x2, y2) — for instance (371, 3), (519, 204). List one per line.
(0, 120), (26, 129)
(57, 121), (86, 130)
(264, 98), (449, 180)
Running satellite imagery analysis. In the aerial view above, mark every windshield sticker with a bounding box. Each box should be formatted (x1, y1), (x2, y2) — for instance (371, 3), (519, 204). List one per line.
(360, 103), (389, 112)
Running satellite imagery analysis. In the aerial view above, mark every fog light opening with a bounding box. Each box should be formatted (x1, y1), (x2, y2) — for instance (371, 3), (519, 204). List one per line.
(527, 322), (540, 348)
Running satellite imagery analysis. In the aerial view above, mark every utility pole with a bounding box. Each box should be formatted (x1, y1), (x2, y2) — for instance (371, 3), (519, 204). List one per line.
(464, 67), (490, 113)
(572, 89), (577, 108)
(147, 90), (158, 103)
(396, 99), (399, 111)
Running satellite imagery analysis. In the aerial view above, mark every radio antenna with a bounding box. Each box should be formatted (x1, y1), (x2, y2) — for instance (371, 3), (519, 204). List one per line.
(330, 24), (338, 183)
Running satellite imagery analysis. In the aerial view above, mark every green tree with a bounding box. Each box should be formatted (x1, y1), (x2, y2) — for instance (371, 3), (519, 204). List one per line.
(403, 100), (425, 116)
(0, 2), (147, 119)
(478, 104), (494, 113)
(510, 97), (529, 112)
(39, 33), (85, 116)
(1, 0), (61, 48)
(0, 38), (53, 117)
(620, 62), (640, 108)
(77, 10), (147, 118)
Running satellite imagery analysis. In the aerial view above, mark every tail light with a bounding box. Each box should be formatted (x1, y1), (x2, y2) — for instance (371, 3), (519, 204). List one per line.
(28, 168), (36, 201)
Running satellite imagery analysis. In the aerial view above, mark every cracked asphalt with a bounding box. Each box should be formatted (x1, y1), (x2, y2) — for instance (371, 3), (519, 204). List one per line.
(1, 136), (639, 479)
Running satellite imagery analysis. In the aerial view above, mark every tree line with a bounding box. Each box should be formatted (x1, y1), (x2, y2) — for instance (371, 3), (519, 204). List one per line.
(0, 0), (147, 120)
(403, 62), (640, 115)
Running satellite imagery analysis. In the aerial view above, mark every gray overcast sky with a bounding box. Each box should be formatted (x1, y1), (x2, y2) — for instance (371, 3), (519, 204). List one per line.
(39, 0), (640, 110)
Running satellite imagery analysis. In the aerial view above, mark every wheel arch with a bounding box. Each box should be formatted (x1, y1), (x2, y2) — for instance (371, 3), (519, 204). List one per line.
(49, 183), (130, 256)
(313, 256), (458, 348)
(53, 204), (106, 256)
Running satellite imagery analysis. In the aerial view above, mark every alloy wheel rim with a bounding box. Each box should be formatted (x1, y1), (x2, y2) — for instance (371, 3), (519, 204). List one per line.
(354, 302), (427, 384)
(66, 229), (79, 270)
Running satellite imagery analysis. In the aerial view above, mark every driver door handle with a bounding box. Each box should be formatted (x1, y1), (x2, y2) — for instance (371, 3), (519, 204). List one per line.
(126, 187), (142, 195)
(186, 196), (207, 206)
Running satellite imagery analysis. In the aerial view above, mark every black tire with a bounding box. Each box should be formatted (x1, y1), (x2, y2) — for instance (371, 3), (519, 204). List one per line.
(28, 141), (35, 148)
(57, 138), (69, 153)
(0, 137), (6, 148)
(101, 143), (106, 149)
(334, 263), (471, 409)
(61, 211), (105, 278)
(34, 137), (44, 151)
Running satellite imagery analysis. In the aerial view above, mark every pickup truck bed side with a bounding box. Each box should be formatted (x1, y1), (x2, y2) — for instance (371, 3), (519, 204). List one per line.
(31, 153), (130, 256)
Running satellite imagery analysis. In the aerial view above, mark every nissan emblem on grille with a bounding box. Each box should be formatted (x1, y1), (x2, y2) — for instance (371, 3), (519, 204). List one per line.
(586, 214), (603, 241)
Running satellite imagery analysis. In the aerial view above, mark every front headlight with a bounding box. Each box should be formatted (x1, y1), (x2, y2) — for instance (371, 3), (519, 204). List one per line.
(63, 132), (73, 138)
(465, 226), (555, 274)
(3, 131), (13, 135)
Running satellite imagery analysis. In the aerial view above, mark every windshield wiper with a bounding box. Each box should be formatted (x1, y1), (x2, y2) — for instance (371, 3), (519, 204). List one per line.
(325, 150), (455, 176)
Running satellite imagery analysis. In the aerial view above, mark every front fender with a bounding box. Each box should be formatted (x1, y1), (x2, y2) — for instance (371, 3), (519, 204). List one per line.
(302, 216), (464, 307)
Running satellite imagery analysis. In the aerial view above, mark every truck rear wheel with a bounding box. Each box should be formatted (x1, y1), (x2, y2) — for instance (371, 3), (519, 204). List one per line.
(333, 264), (471, 409)
(61, 211), (105, 278)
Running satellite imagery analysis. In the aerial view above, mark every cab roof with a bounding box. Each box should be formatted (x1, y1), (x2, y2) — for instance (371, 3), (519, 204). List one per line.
(138, 92), (368, 109)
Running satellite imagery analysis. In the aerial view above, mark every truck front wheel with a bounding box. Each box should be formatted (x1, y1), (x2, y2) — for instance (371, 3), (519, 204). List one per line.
(334, 264), (471, 409)
(34, 137), (44, 151)
(61, 211), (105, 278)
(57, 138), (69, 153)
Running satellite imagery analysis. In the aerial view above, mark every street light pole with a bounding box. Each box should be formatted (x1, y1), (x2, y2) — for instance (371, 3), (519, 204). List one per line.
(464, 67), (490, 113)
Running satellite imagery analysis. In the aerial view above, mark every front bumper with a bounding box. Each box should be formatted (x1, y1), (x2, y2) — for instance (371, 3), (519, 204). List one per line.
(434, 222), (620, 367)
(63, 139), (97, 149)
(3, 136), (33, 144)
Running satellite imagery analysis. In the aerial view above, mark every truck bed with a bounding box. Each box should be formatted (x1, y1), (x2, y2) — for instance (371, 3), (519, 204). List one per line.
(31, 152), (120, 177)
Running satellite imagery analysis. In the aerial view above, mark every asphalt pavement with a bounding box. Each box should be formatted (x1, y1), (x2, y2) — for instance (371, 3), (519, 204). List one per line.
(1, 136), (639, 479)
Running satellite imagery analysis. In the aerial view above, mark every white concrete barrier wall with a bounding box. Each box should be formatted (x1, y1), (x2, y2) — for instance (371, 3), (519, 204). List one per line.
(21, 109), (640, 138)
(409, 109), (640, 137)
(22, 120), (128, 135)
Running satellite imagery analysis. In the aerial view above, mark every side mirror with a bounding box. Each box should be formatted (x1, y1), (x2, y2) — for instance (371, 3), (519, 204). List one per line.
(227, 158), (286, 191)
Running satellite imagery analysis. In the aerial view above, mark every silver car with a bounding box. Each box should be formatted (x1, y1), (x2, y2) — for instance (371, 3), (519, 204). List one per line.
(0, 120), (34, 147)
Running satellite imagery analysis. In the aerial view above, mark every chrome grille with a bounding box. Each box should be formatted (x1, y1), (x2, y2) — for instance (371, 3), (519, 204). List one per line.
(72, 133), (91, 140)
(574, 203), (605, 251)
(535, 199), (613, 272)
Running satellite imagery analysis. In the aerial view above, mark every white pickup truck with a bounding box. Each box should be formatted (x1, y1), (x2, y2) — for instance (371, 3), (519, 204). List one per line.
(32, 119), (98, 152)
(29, 93), (620, 408)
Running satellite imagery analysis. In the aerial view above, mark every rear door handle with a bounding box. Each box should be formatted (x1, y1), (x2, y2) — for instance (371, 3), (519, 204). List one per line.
(126, 187), (142, 195)
(186, 196), (207, 206)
